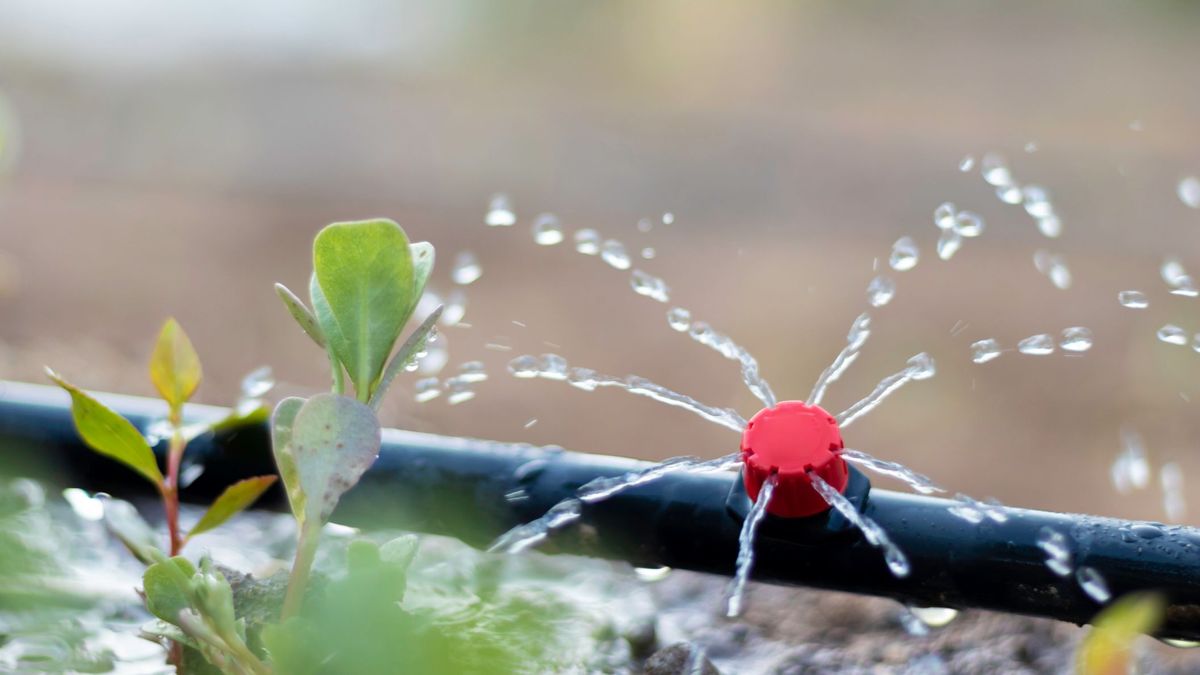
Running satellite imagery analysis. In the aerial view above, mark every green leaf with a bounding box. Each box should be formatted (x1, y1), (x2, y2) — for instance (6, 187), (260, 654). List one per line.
(370, 305), (443, 410)
(149, 318), (202, 416)
(275, 282), (325, 349)
(187, 475), (277, 539)
(143, 556), (197, 625)
(311, 219), (415, 400)
(271, 397), (308, 527)
(407, 241), (434, 322)
(289, 393), (381, 524)
(1076, 592), (1164, 675)
(45, 368), (164, 486)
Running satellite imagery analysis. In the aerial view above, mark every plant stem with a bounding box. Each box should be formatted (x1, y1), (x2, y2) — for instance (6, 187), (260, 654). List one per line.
(281, 523), (320, 620)
(327, 348), (344, 396)
(164, 428), (186, 556)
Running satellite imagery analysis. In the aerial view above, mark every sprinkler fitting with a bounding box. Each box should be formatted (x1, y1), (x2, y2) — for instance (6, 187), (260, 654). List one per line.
(741, 401), (848, 518)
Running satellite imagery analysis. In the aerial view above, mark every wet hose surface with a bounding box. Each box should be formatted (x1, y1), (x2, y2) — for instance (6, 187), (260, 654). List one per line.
(2, 380), (1199, 640)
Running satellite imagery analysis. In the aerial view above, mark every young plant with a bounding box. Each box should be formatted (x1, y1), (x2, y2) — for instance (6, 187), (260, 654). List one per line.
(46, 319), (277, 556)
(271, 218), (440, 618)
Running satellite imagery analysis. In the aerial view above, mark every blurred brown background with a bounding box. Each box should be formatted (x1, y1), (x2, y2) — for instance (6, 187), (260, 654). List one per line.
(0, 1), (1198, 523)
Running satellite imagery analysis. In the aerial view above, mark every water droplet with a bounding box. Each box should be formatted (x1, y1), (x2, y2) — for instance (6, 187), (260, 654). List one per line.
(508, 355), (540, 378)
(867, 275), (896, 307)
(1172, 278), (1199, 297)
(523, 418), (538, 428)
(630, 270), (670, 302)
(63, 488), (105, 521)
(1131, 523), (1163, 539)
(538, 353), (569, 380)
(600, 239), (631, 270)
(1021, 185), (1053, 218)
(440, 289), (467, 326)
(445, 377), (476, 405)
(906, 353), (936, 380)
(566, 367), (599, 391)
(457, 361), (487, 383)
(1018, 334), (1055, 356)
(485, 193), (516, 226)
(662, 212), (675, 225)
(981, 153), (1012, 187)
(1161, 639), (1200, 649)
(996, 184), (1023, 205)
(1076, 566), (1111, 603)
(971, 338), (1002, 364)
(934, 202), (957, 230)
(636, 218), (653, 233)
(1060, 327), (1093, 352)
(451, 251), (483, 285)
(634, 566), (672, 582)
(1024, 141), (1039, 153)
(1037, 214), (1062, 238)
(1162, 258), (1188, 285)
(641, 246), (656, 260)
(1118, 290), (1148, 309)
(667, 307), (692, 332)
(1036, 527), (1073, 577)
(889, 236), (919, 271)
(937, 229), (962, 260)
(1162, 462), (1186, 522)
(1179, 176), (1200, 209)
(1112, 428), (1151, 494)
(418, 338), (448, 375)
(1034, 250), (1071, 290)
(414, 378), (441, 402)
(1158, 324), (1188, 346)
(958, 155), (975, 172)
(531, 213), (564, 245)
(954, 211), (985, 238)
(910, 607), (959, 628)
(574, 229), (601, 255)
(240, 366), (275, 399)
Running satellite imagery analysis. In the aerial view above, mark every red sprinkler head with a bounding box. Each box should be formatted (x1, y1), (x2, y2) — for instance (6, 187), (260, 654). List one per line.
(741, 401), (848, 518)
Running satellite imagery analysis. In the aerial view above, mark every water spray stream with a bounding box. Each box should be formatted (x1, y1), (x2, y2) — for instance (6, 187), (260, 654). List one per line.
(490, 452), (741, 554)
(836, 353), (935, 429)
(508, 354), (747, 433)
(725, 473), (778, 617)
(841, 449), (943, 495)
(677, 317), (776, 408)
(808, 472), (911, 578)
(808, 312), (872, 407)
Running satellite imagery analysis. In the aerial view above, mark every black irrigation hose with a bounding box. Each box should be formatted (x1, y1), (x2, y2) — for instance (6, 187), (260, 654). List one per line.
(2, 380), (1199, 640)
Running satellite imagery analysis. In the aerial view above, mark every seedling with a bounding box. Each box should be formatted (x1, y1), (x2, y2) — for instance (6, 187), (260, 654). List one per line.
(46, 319), (276, 557)
(271, 218), (440, 618)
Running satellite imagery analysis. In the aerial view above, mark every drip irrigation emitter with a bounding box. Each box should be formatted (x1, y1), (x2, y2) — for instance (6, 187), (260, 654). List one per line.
(2, 379), (1200, 640)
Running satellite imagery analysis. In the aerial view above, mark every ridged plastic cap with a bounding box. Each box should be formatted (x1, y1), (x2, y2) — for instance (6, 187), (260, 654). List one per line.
(741, 401), (847, 518)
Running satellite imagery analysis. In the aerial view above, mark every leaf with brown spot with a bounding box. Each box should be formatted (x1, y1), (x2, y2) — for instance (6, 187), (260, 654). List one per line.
(289, 393), (381, 524)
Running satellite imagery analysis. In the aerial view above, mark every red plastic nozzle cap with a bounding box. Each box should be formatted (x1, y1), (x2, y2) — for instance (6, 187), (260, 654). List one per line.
(741, 401), (848, 518)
